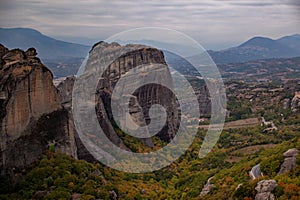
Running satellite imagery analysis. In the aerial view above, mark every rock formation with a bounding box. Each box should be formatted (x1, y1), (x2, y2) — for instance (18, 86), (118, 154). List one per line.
(0, 44), (77, 177)
(194, 86), (211, 116)
(77, 42), (179, 148)
(278, 148), (298, 175)
(250, 164), (263, 180)
(57, 76), (75, 109)
(56, 76), (95, 162)
(291, 92), (300, 112)
(255, 180), (277, 200)
(0, 41), (181, 177)
(200, 177), (215, 197)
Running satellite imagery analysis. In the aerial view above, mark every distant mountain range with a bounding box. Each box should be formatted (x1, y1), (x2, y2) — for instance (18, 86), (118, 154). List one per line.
(0, 28), (90, 61)
(209, 34), (300, 64)
(0, 27), (300, 77)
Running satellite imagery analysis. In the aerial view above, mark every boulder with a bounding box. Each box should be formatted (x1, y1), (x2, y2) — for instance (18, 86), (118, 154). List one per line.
(283, 148), (299, 157)
(255, 180), (277, 200)
(249, 164), (263, 180)
(255, 192), (275, 200)
(200, 177), (215, 197)
(278, 148), (298, 175)
(255, 180), (277, 193)
(25, 47), (37, 58)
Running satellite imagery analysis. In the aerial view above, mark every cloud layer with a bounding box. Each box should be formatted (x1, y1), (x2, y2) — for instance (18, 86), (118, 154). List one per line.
(0, 0), (299, 49)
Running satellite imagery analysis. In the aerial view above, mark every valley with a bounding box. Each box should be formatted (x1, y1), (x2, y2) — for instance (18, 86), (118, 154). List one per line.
(0, 30), (299, 200)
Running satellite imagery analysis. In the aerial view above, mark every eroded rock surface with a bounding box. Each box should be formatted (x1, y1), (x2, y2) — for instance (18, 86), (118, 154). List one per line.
(77, 42), (179, 149)
(0, 41), (181, 176)
(0, 45), (77, 177)
(200, 177), (215, 197)
(278, 148), (299, 175)
(291, 92), (300, 112)
(255, 180), (277, 200)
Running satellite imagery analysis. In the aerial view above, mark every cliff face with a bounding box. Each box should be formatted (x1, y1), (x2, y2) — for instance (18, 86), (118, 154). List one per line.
(0, 48), (61, 137)
(0, 42), (180, 176)
(0, 45), (77, 177)
(88, 42), (179, 146)
(194, 86), (211, 117)
(56, 76), (94, 162)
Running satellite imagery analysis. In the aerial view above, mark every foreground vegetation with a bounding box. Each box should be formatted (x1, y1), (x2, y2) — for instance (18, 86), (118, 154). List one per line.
(1, 113), (299, 199)
(1, 78), (299, 199)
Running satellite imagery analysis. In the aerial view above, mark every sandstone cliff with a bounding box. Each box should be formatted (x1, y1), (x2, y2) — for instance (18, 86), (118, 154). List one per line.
(0, 41), (180, 176)
(0, 45), (77, 177)
(81, 42), (179, 148)
(56, 76), (95, 162)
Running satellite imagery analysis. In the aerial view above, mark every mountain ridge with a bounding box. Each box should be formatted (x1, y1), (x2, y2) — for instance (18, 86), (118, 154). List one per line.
(1, 27), (300, 75)
(210, 34), (300, 64)
(0, 27), (90, 61)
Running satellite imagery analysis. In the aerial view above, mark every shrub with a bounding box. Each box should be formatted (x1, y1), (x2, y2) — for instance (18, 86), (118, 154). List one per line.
(44, 188), (71, 200)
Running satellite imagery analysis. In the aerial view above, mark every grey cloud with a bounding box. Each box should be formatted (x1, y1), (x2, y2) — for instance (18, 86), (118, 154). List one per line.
(0, 0), (299, 50)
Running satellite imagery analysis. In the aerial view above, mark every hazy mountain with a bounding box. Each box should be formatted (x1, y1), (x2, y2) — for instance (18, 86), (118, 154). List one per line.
(277, 34), (300, 52)
(116, 35), (300, 65)
(209, 34), (300, 64)
(116, 39), (200, 57)
(1, 27), (299, 77)
(0, 27), (90, 61)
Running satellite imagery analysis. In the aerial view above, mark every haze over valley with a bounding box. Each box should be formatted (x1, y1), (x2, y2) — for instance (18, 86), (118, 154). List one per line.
(1, 1), (300, 199)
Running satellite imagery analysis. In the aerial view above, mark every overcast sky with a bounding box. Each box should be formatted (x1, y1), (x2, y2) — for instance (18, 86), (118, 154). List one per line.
(0, 0), (300, 50)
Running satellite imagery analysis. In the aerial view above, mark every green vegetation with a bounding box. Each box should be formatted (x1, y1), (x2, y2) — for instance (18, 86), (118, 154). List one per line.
(227, 96), (253, 121)
(1, 116), (299, 200)
(1, 78), (300, 199)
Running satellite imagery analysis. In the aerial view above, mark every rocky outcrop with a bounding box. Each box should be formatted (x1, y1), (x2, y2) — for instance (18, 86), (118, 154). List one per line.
(0, 45), (77, 177)
(109, 190), (118, 200)
(255, 180), (277, 200)
(194, 86), (211, 116)
(0, 41), (181, 176)
(57, 42), (179, 160)
(278, 148), (298, 175)
(57, 76), (75, 109)
(82, 42), (179, 147)
(56, 76), (95, 162)
(0, 44), (8, 65)
(250, 164), (263, 180)
(200, 177), (215, 197)
(291, 92), (300, 112)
